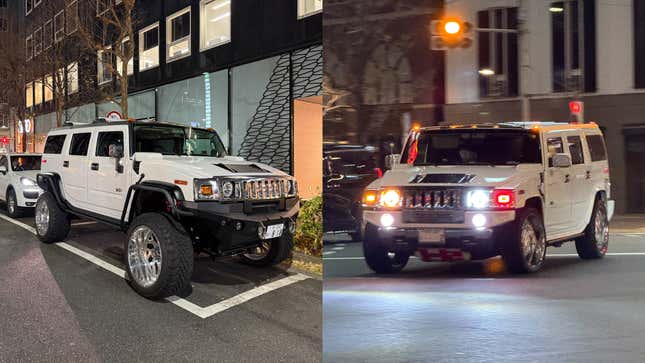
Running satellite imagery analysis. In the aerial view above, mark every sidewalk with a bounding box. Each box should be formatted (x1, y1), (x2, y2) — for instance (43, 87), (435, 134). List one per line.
(611, 214), (645, 233)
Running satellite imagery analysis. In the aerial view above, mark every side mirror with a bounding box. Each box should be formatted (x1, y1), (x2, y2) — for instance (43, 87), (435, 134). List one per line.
(384, 154), (401, 170)
(109, 144), (124, 173)
(0, 165), (6, 174)
(552, 153), (572, 168)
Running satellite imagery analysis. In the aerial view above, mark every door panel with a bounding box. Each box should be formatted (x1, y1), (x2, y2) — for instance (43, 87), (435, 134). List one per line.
(565, 134), (590, 232)
(61, 132), (92, 207)
(544, 135), (573, 237)
(86, 128), (130, 220)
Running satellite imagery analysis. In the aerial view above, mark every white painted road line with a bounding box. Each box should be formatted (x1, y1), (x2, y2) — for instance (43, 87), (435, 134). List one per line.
(324, 252), (645, 261)
(323, 251), (336, 256)
(0, 213), (309, 319)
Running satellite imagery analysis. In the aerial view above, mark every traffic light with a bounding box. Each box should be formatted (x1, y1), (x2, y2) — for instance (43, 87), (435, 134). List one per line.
(569, 101), (584, 123)
(430, 18), (473, 50)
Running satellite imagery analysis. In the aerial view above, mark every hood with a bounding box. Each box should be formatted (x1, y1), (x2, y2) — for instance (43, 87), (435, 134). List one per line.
(373, 164), (542, 189)
(136, 154), (289, 179)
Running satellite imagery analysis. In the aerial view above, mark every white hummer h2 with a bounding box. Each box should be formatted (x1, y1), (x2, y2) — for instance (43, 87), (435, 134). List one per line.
(36, 119), (299, 299)
(361, 122), (613, 274)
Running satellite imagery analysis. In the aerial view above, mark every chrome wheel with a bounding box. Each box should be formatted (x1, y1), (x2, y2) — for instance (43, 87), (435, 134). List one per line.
(35, 201), (49, 235)
(127, 226), (163, 288)
(7, 193), (16, 215)
(243, 241), (271, 261)
(520, 219), (545, 269)
(594, 207), (609, 253)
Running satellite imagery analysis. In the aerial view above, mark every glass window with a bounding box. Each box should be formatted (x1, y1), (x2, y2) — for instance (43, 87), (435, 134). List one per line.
(66, 1), (78, 34)
(0, 18), (7, 32)
(34, 79), (43, 106)
(25, 82), (33, 108)
(54, 10), (65, 42)
(298, 0), (322, 18)
(44, 135), (66, 154)
(567, 135), (585, 165)
(134, 125), (227, 157)
(68, 62), (79, 94)
(167, 8), (191, 61)
(477, 8), (518, 98)
(0, 0), (7, 8)
(139, 23), (159, 71)
(34, 27), (42, 55)
(69, 133), (91, 156)
(0, 156), (7, 170)
(44, 74), (53, 102)
(200, 0), (231, 50)
(158, 75), (205, 127)
(586, 134), (607, 162)
(44, 20), (53, 49)
(25, 35), (33, 60)
(546, 136), (564, 167)
(10, 156), (41, 171)
(117, 38), (134, 76)
(96, 131), (124, 157)
(97, 48), (112, 84)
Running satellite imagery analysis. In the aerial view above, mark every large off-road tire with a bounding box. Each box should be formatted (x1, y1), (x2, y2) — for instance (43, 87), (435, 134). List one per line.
(6, 188), (26, 218)
(35, 192), (71, 243)
(363, 224), (410, 274)
(125, 213), (194, 299)
(501, 207), (547, 274)
(239, 232), (294, 267)
(575, 198), (609, 259)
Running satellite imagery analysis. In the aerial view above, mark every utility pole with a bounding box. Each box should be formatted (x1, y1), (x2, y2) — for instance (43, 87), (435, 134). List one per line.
(518, 0), (531, 121)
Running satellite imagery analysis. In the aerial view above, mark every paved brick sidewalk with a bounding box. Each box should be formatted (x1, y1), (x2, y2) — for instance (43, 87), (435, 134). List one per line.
(611, 214), (645, 233)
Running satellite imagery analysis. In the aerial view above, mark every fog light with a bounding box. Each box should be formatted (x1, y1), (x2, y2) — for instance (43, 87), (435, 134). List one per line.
(220, 219), (228, 227)
(288, 220), (296, 234)
(472, 213), (487, 228)
(380, 213), (394, 227)
(234, 221), (244, 231)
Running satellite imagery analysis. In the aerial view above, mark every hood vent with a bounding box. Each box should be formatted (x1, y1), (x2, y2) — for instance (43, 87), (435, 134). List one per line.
(215, 164), (269, 173)
(410, 174), (476, 184)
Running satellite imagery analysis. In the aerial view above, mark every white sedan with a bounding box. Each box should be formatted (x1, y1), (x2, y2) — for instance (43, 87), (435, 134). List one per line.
(0, 153), (43, 218)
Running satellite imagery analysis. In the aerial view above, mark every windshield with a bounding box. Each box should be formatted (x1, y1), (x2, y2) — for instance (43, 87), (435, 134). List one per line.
(133, 125), (227, 157)
(10, 156), (41, 171)
(402, 130), (542, 166)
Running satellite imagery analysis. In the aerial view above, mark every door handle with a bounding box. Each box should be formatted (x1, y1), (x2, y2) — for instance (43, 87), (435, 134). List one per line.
(564, 174), (570, 183)
(91, 163), (99, 171)
(63, 161), (69, 168)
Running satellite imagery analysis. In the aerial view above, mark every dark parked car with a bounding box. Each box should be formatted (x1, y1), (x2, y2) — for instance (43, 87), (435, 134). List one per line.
(323, 144), (381, 241)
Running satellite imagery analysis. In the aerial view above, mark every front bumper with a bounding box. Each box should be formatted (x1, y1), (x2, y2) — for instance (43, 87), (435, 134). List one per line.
(18, 187), (42, 208)
(363, 209), (515, 230)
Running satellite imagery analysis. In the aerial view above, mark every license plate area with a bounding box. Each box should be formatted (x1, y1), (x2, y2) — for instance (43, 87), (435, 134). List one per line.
(262, 223), (284, 239)
(418, 228), (445, 243)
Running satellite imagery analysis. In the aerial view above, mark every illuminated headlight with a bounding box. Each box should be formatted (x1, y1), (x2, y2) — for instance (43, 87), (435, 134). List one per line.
(222, 181), (234, 198)
(194, 179), (219, 200)
(380, 213), (394, 227)
(466, 189), (490, 209)
(380, 189), (402, 208)
(472, 213), (487, 228)
(21, 177), (36, 186)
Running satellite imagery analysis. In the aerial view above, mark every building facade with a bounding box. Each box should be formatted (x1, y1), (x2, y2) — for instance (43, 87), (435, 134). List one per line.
(444, 0), (645, 214)
(16, 0), (322, 195)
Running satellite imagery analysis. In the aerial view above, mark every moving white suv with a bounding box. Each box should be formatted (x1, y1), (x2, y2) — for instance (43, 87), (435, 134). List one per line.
(36, 119), (299, 299)
(361, 122), (613, 274)
(0, 153), (43, 218)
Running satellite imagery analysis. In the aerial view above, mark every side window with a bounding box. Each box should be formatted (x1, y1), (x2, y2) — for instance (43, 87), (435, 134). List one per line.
(586, 134), (607, 161)
(96, 131), (125, 157)
(567, 135), (585, 165)
(546, 136), (564, 167)
(43, 135), (66, 154)
(69, 133), (91, 156)
(0, 156), (7, 169)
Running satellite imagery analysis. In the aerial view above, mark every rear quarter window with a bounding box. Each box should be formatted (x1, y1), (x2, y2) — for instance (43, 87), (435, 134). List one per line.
(43, 135), (66, 154)
(586, 134), (607, 161)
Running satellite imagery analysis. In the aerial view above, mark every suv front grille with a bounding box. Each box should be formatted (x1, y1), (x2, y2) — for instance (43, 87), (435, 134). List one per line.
(403, 188), (463, 209)
(242, 178), (288, 200)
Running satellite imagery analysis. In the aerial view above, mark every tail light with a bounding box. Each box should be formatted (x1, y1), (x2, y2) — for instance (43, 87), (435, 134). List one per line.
(374, 168), (383, 178)
(491, 189), (515, 209)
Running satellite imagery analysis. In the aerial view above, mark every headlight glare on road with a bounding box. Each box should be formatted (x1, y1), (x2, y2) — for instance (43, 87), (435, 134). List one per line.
(380, 213), (395, 227)
(20, 177), (36, 186)
(380, 189), (402, 208)
(466, 189), (490, 209)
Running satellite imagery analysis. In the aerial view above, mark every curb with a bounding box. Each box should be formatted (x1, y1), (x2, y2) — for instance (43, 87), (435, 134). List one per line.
(290, 250), (323, 279)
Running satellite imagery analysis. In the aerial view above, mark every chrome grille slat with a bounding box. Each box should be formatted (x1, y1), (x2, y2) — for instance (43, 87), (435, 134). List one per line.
(403, 188), (462, 209)
(241, 178), (290, 201)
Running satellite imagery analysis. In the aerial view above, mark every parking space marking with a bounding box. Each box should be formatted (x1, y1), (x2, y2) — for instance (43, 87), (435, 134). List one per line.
(324, 252), (645, 261)
(0, 213), (310, 319)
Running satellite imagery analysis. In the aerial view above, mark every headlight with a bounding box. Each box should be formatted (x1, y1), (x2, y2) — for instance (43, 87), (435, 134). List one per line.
(194, 179), (219, 200)
(222, 181), (234, 198)
(286, 179), (298, 197)
(380, 189), (402, 208)
(362, 190), (378, 206)
(466, 189), (490, 209)
(21, 177), (36, 186)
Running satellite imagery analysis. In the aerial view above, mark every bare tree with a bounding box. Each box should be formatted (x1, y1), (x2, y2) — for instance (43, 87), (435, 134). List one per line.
(0, 32), (32, 151)
(77, 0), (136, 118)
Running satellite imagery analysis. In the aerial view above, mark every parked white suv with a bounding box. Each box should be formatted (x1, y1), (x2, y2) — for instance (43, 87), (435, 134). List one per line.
(361, 122), (613, 274)
(0, 153), (43, 218)
(36, 119), (299, 299)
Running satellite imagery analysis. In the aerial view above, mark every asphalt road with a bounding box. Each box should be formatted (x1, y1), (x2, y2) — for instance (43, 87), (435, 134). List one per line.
(323, 231), (645, 362)
(0, 208), (321, 363)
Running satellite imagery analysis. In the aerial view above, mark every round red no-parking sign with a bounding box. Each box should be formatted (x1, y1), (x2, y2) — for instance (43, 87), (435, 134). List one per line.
(106, 111), (123, 121)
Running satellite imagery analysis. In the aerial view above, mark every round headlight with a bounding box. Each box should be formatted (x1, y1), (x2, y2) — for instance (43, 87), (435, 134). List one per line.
(222, 181), (234, 198)
(380, 189), (402, 208)
(466, 190), (490, 209)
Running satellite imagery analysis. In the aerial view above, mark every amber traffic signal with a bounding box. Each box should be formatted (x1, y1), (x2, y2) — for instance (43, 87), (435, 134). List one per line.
(430, 18), (473, 50)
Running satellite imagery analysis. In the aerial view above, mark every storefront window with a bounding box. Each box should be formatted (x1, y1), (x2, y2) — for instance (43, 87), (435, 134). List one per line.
(167, 7), (191, 61)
